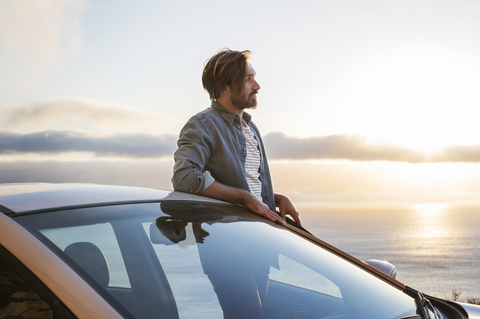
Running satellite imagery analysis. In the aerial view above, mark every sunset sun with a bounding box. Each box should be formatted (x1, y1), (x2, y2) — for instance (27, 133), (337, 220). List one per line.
(326, 47), (480, 154)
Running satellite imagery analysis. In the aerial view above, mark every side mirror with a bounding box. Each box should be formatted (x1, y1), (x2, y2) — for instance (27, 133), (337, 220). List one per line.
(365, 259), (397, 279)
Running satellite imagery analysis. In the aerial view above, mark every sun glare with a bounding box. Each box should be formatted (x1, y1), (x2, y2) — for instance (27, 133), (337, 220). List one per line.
(412, 203), (446, 218)
(411, 203), (449, 239)
(326, 47), (480, 153)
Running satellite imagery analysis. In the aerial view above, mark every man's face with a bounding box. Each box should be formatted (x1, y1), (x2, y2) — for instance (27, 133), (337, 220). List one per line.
(230, 63), (261, 110)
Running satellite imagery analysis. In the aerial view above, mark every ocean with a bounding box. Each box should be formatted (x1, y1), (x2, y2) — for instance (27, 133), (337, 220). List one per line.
(298, 203), (480, 302)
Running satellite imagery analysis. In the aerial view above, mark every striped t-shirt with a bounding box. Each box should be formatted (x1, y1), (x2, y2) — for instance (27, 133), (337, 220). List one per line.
(241, 120), (262, 200)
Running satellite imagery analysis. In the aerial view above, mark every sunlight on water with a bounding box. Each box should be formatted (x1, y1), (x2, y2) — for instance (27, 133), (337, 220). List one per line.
(300, 203), (480, 300)
(411, 203), (450, 239)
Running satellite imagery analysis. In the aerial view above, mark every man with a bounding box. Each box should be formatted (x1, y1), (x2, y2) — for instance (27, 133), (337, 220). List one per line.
(172, 49), (301, 226)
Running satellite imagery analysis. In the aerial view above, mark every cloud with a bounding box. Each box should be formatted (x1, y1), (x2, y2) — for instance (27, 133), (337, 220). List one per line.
(0, 0), (87, 91)
(2, 128), (480, 163)
(0, 98), (183, 134)
(0, 130), (177, 158)
(0, 159), (174, 190)
(264, 132), (480, 163)
(430, 145), (480, 163)
(263, 132), (427, 163)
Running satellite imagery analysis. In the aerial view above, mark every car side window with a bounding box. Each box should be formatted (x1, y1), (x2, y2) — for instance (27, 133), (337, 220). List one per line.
(39, 222), (130, 288)
(0, 258), (53, 319)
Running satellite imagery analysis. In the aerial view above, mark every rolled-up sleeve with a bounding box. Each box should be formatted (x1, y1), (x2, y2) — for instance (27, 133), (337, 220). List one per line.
(203, 171), (215, 189)
(172, 116), (216, 194)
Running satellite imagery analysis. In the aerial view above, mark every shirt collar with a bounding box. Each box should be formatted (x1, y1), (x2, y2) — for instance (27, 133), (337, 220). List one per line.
(211, 101), (252, 125)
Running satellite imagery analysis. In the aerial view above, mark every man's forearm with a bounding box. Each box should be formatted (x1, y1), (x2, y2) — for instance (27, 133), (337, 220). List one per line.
(198, 181), (285, 224)
(198, 181), (251, 205)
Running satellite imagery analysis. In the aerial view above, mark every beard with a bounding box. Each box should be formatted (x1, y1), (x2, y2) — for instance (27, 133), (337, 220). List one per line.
(230, 90), (258, 110)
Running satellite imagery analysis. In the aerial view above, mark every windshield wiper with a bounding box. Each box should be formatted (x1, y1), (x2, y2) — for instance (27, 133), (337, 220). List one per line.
(404, 286), (440, 319)
(416, 291), (432, 319)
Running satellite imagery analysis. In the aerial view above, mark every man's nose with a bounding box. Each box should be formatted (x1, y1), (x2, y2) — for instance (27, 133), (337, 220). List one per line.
(253, 79), (261, 90)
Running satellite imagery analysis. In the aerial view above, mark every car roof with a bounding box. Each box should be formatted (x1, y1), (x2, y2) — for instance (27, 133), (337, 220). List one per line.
(0, 183), (224, 215)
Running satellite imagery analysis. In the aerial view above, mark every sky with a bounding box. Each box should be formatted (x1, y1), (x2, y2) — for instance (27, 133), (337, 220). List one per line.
(2, 0), (480, 210)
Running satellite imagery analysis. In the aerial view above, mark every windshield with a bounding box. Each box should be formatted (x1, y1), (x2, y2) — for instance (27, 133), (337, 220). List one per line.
(16, 201), (417, 319)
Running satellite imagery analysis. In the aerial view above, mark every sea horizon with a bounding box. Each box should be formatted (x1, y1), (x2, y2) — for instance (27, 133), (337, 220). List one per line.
(298, 201), (480, 302)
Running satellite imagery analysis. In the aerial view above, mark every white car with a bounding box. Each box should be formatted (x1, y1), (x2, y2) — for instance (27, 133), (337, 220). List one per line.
(0, 183), (479, 319)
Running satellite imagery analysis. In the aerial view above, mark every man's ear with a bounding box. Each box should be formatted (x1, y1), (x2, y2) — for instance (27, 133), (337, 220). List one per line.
(218, 85), (230, 100)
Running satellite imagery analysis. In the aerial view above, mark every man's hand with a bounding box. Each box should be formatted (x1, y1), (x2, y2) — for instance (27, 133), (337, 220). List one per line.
(242, 192), (286, 224)
(275, 193), (302, 226)
(198, 181), (286, 224)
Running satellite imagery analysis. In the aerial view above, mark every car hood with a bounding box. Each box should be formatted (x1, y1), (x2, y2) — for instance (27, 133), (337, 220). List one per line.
(458, 302), (480, 318)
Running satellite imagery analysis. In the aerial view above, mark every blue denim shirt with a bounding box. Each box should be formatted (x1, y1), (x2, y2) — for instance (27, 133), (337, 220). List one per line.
(172, 101), (275, 211)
